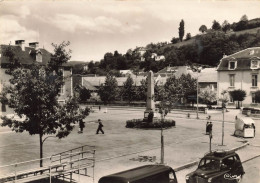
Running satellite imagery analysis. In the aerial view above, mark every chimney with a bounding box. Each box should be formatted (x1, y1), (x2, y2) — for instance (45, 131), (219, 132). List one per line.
(29, 42), (39, 49)
(15, 40), (25, 51)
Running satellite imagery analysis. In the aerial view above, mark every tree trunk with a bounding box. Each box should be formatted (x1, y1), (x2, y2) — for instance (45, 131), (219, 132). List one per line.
(39, 133), (43, 167)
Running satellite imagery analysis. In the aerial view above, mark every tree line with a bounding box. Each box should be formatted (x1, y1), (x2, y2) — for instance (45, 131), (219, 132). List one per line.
(76, 15), (260, 76)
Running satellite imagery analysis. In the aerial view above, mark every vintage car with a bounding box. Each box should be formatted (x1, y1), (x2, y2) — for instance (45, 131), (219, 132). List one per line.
(186, 150), (244, 183)
(99, 164), (178, 183)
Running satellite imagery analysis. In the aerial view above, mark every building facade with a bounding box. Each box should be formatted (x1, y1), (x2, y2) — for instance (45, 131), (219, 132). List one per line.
(0, 40), (72, 115)
(217, 47), (260, 107)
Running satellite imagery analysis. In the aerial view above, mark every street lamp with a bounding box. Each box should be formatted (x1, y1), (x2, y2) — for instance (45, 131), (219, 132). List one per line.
(161, 126), (164, 164)
(196, 78), (199, 119)
(221, 107), (225, 146)
(195, 69), (201, 119)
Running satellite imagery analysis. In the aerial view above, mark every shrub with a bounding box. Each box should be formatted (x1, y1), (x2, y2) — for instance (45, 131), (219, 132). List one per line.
(126, 119), (175, 129)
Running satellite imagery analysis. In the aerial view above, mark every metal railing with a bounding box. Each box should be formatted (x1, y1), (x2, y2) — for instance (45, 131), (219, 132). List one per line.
(0, 145), (96, 183)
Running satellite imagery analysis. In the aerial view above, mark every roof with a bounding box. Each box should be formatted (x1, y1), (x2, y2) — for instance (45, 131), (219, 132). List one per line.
(0, 44), (71, 68)
(99, 165), (172, 183)
(82, 76), (147, 87)
(0, 44), (51, 66)
(198, 68), (217, 83)
(157, 66), (197, 78)
(204, 150), (237, 159)
(82, 79), (98, 91)
(236, 116), (255, 124)
(217, 47), (260, 71)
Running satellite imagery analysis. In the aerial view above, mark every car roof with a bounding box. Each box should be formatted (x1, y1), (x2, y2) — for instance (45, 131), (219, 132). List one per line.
(99, 165), (172, 183)
(203, 150), (237, 160)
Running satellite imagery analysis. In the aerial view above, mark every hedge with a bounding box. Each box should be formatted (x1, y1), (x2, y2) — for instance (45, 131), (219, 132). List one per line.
(126, 119), (175, 129)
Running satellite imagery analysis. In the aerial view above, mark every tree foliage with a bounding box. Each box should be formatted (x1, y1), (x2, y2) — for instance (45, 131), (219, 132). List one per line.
(0, 42), (89, 167)
(229, 89), (246, 108)
(121, 75), (136, 103)
(48, 41), (71, 73)
(78, 86), (91, 103)
(199, 25), (207, 33)
(185, 33), (191, 40)
(178, 19), (185, 42)
(212, 20), (222, 31)
(222, 20), (231, 33)
(98, 74), (118, 104)
(164, 74), (197, 104)
(199, 87), (217, 108)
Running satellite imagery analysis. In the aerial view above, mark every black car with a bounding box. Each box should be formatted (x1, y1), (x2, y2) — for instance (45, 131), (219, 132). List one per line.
(186, 150), (244, 183)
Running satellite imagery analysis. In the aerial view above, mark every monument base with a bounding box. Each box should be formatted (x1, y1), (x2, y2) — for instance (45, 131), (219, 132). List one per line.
(144, 111), (159, 123)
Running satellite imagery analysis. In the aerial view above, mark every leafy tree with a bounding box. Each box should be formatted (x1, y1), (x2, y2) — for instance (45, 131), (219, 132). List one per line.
(0, 42), (89, 167)
(199, 87), (217, 108)
(156, 85), (169, 119)
(48, 41), (71, 73)
(229, 89), (246, 109)
(178, 19), (185, 42)
(212, 20), (222, 31)
(171, 37), (179, 44)
(98, 74), (118, 104)
(185, 33), (191, 40)
(222, 20), (231, 33)
(121, 76), (136, 104)
(219, 90), (229, 108)
(79, 87), (91, 103)
(240, 14), (248, 22)
(136, 79), (147, 101)
(164, 74), (196, 105)
(199, 25), (207, 33)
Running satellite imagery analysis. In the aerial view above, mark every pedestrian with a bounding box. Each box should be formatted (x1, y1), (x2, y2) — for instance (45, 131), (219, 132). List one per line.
(99, 105), (101, 111)
(78, 119), (85, 133)
(208, 122), (213, 134)
(96, 119), (104, 134)
(206, 121), (210, 135)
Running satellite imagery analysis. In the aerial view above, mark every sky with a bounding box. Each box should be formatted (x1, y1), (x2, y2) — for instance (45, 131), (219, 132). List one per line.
(0, 0), (260, 62)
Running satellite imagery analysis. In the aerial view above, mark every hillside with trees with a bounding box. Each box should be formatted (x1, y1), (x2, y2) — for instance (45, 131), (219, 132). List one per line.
(73, 15), (260, 75)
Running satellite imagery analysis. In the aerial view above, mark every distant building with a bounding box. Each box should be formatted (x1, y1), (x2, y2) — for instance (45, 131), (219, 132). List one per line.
(217, 47), (260, 107)
(0, 40), (72, 115)
(151, 53), (165, 62)
(119, 70), (133, 76)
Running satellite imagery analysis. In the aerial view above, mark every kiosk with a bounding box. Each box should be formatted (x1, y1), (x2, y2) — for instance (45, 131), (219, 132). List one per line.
(234, 116), (255, 138)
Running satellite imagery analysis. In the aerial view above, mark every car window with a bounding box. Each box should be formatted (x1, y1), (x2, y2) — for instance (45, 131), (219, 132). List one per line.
(222, 157), (235, 168)
(199, 158), (220, 170)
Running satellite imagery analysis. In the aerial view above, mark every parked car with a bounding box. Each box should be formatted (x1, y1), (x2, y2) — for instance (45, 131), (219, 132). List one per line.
(98, 164), (178, 183)
(186, 150), (244, 183)
(234, 116), (255, 138)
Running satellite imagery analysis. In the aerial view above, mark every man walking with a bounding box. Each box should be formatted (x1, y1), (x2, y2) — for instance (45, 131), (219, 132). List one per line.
(96, 119), (104, 134)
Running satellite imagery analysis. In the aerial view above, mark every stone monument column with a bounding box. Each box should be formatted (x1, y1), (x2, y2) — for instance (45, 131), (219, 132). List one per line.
(144, 71), (155, 120)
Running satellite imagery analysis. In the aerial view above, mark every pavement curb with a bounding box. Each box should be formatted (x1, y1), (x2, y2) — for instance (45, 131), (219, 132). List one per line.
(173, 142), (249, 172)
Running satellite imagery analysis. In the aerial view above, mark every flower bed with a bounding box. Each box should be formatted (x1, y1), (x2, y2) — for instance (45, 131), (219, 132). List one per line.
(126, 118), (175, 129)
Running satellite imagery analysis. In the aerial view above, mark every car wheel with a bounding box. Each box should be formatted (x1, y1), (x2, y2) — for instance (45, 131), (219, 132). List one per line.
(236, 174), (243, 183)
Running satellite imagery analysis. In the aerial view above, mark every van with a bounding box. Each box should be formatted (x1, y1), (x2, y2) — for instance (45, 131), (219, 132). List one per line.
(234, 116), (255, 137)
(98, 165), (178, 183)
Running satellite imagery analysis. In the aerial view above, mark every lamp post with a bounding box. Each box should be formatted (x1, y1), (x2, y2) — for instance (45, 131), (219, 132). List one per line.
(196, 78), (199, 119)
(161, 126), (164, 164)
(196, 69), (201, 119)
(221, 107), (225, 146)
